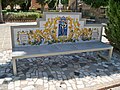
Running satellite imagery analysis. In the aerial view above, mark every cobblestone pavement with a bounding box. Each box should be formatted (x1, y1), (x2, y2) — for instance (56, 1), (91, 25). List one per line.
(0, 23), (120, 90)
(0, 50), (120, 90)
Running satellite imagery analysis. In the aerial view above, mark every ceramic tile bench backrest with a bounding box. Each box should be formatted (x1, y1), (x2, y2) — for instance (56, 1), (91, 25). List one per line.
(11, 12), (103, 48)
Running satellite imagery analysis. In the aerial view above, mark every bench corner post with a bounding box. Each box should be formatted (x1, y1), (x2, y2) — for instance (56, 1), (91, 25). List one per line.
(12, 58), (17, 75)
(108, 47), (113, 60)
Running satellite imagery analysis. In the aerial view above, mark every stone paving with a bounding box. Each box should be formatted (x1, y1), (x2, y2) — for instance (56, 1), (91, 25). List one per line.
(0, 23), (120, 90)
(0, 50), (120, 90)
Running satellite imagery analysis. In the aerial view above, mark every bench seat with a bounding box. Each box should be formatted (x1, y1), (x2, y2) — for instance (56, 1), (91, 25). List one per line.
(12, 41), (113, 75)
(12, 41), (113, 59)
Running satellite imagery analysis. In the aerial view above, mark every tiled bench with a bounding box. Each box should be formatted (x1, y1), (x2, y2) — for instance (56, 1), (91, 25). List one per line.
(11, 12), (113, 75)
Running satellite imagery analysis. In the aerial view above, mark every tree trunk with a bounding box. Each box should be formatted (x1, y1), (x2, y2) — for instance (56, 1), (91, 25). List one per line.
(41, 4), (44, 13)
(10, 5), (14, 11)
(26, 0), (31, 11)
(0, 0), (3, 23)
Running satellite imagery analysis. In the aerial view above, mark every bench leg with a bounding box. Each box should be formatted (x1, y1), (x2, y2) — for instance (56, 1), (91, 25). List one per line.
(97, 51), (108, 60)
(12, 58), (17, 75)
(108, 47), (113, 60)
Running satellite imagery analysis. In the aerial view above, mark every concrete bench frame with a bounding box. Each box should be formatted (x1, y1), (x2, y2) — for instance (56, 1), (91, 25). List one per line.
(11, 41), (113, 75)
(11, 12), (113, 75)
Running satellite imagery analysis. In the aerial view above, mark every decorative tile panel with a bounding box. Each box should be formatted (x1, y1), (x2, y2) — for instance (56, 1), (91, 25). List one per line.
(12, 13), (102, 47)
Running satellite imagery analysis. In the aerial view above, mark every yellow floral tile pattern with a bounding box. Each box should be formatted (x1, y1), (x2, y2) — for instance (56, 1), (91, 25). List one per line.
(17, 16), (99, 45)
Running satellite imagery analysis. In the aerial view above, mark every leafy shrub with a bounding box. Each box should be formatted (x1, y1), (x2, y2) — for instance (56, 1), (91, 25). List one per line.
(105, 0), (120, 51)
(29, 9), (37, 12)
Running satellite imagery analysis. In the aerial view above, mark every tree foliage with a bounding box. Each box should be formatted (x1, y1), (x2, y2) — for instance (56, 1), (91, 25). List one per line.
(105, 0), (120, 51)
(36, 0), (48, 12)
(82, 0), (108, 8)
(62, 0), (68, 5)
(48, 0), (68, 10)
(20, 0), (31, 11)
(1, 0), (31, 11)
(48, 0), (56, 9)
(1, 0), (8, 9)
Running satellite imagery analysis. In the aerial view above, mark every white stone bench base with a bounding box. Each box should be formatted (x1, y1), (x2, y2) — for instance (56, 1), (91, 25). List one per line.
(12, 41), (113, 75)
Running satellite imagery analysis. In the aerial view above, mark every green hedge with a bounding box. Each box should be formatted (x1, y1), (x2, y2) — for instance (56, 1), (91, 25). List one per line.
(2, 10), (8, 14)
(4, 12), (42, 20)
(48, 10), (72, 12)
